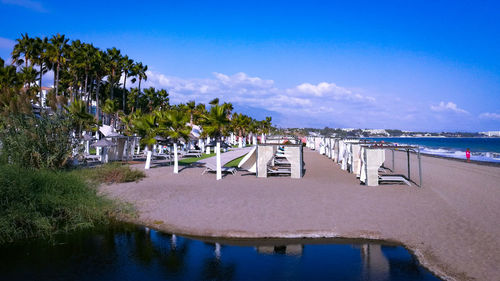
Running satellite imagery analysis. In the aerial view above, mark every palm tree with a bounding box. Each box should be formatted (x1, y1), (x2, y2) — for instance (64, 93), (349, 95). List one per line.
(106, 47), (122, 100)
(231, 113), (250, 148)
(92, 49), (109, 120)
(121, 55), (134, 111)
(131, 112), (158, 169)
(262, 116), (272, 142)
(32, 37), (48, 102)
(11, 33), (35, 68)
(47, 33), (69, 97)
(202, 101), (232, 180)
(158, 109), (191, 174)
(102, 98), (119, 127)
(133, 62), (148, 94)
(65, 99), (95, 138)
(81, 43), (97, 106)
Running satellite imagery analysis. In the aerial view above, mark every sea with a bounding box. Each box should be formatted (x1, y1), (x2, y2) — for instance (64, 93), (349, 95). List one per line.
(365, 137), (500, 163)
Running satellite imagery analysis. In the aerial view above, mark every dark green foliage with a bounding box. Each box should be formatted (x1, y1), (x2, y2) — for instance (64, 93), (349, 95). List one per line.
(0, 164), (115, 244)
(0, 113), (74, 169)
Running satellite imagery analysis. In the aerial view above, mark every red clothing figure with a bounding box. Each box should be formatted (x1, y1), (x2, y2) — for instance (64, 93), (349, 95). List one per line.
(466, 148), (471, 162)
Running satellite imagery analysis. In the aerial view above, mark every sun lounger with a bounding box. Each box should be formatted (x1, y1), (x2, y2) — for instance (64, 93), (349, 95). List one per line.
(183, 150), (202, 158)
(84, 154), (101, 162)
(379, 175), (411, 186)
(199, 147), (252, 176)
(202, 162), (237, 175)
(267, 166), (292, 175)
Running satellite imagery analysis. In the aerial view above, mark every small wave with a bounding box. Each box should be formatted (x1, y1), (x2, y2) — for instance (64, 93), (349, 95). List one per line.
(390, 142), (500, 163)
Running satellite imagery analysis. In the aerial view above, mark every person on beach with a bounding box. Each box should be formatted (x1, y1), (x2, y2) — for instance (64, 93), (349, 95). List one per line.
(466, 148), (471, 162)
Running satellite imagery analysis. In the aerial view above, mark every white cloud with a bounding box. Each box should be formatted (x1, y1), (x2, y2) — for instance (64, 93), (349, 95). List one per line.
(0, 36), (15, 49)
(141, 70), (375, 121)
(430, 101), (468, 114)
(479, 112), (500, 121)
(1, 0), (47, 12)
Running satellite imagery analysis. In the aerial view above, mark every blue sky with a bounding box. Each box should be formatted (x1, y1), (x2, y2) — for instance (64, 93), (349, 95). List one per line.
(1, 0), (499, 131)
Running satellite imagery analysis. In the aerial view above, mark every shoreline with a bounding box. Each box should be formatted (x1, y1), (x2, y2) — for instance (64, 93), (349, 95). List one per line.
(101, 149), (500, 281)
(415, 151), (500, 167)
(118, 216), (452, 281)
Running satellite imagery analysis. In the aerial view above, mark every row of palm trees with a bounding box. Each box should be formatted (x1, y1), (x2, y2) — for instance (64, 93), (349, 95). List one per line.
(10, 33), (148, 119)
(120, 98), (272, 176)
(1, 34), (274, 179)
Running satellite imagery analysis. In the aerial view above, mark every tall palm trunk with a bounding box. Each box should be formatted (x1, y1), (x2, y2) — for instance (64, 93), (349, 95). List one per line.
(95, 80), (101, 120)
(122, 72), (127, 111)
(110, 69), (115, 99)
(39, 63), (43, 107)
(55, 61), (60, 97)
(135, 77), (142, 112)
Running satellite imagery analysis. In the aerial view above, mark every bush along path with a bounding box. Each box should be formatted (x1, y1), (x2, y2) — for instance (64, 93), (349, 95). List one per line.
(0, 163), (145, 244)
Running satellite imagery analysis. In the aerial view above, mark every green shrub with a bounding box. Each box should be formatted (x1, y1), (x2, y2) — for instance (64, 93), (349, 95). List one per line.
(0, 164), (119, 244)
(0, 113), (74, 169)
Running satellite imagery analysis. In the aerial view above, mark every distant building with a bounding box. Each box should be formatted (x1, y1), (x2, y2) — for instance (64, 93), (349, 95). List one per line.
(37, 86), (52, 107)
(480, 131), (500, 137)
(363, 129), (390, 136)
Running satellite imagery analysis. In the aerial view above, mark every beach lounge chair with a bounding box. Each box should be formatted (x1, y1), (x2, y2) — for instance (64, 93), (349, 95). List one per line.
(202, 162), (237, 175)
(267, 166), (291, 175)
(199, 147), (252, 176)
(379, 175), (411, 186)
(183, 149), (202, 158)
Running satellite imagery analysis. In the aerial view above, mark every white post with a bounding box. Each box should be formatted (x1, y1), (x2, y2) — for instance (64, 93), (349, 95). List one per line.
(238, 136), (243, 148)
(145, 150), (152, 169)
(173, 142), (179, 174)
(206, 136), (211, 154)
(252, 135), (257, 146)
(216, 141), (222, 180)
(262, 133), (266, 144)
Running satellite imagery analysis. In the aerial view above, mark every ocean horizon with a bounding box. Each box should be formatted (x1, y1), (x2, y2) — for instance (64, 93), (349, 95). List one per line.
(365, 137), (500, 163)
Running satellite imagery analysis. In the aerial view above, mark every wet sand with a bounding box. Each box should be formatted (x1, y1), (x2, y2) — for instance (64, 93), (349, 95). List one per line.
(100, 149), (500, 281)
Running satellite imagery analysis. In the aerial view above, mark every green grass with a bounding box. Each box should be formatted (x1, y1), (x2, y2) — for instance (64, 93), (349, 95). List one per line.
(0, 163), (143, 244)
(178, 153), (215, 165)
(225, 155), (245, 167)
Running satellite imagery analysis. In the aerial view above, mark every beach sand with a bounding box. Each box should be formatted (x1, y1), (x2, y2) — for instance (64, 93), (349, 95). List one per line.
(100, 149), (500, 281)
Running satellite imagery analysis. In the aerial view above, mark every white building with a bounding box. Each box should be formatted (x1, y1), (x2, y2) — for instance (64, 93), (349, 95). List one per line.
(363, 129), (390, 136)
(480, 131), (500, 137)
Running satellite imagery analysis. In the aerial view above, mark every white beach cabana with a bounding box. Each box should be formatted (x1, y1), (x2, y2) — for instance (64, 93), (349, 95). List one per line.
(237, 146), (257, 173)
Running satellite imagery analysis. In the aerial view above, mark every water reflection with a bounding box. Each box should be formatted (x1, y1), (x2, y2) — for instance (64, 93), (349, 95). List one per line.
(0, 224), (441, 281)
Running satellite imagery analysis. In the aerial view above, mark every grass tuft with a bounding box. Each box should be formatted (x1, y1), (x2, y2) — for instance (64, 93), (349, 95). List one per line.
(70, 163), (145, 185)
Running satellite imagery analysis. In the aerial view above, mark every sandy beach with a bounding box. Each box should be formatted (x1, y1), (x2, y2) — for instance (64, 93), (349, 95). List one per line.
(100, 149), (500, 281)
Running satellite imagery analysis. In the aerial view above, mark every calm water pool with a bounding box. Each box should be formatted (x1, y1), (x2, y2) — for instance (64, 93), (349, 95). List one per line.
(0, 223), (441, 281)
